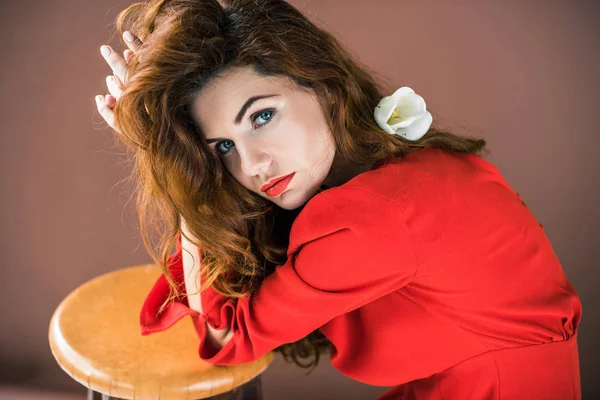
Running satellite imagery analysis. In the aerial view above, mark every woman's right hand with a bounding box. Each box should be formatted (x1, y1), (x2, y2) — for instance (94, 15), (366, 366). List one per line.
(95, 31), (143, 134)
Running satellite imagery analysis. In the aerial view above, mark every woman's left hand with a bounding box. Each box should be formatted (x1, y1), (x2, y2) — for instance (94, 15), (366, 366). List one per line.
(95, 31), (143, 133)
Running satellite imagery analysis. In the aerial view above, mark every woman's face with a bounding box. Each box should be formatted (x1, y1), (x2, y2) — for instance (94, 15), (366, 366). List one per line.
(190, 65), (336, 210)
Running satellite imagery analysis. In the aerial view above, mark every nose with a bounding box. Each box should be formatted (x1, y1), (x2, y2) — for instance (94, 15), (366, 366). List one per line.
(237, 139), (271, 177)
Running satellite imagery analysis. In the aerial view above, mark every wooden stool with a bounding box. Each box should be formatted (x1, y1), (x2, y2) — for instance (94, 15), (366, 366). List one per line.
(48, 264), (274, 399)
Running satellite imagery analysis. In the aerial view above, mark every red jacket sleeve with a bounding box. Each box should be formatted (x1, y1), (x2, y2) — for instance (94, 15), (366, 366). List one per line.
(140, 187), (419, 365)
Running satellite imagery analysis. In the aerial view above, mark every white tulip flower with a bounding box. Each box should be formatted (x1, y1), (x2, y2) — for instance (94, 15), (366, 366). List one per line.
(374, 86), (433, 141)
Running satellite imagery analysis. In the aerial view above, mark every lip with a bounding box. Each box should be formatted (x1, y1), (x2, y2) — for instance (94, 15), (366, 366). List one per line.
(261, 172), (295, 192)
(261, 172), (295, 194)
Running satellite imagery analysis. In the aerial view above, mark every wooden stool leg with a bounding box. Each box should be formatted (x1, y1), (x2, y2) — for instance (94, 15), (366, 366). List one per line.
(87, 389), (119, 400)
(206, 374), (263, 400)
(237, 374), (262, 400)
(84, 376), (263, 400)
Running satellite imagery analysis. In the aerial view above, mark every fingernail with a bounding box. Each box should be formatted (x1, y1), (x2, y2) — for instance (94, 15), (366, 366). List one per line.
(106, 76), (114, 83)
(95, 95), (103, 104)
(101, 45), (111, 57)
(124, 31), (134, 42)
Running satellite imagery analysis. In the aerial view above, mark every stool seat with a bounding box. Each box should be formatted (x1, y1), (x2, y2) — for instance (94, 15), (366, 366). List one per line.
(49, 264), (274, 399)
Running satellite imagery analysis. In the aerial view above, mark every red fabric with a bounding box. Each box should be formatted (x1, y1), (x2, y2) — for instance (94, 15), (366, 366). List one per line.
(139, 147), (582, 399)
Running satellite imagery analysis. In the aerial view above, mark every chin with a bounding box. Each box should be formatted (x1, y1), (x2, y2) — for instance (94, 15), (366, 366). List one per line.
(272, 192), (308, 210)
(278, 183), (328, 210)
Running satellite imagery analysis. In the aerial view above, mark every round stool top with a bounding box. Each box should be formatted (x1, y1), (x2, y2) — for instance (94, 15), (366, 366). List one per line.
(49, 264), (273, 399)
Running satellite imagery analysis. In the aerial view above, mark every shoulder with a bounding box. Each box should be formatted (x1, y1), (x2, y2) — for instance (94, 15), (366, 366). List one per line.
(286, 147), (499, 251)
(286, 176), (409, 263)
(328, 148), (462, 205)
(288, 148), (450, 233)
(346, 147), (507, 204)
(290, 184), (401, 237)
(286, 182), (419, 288)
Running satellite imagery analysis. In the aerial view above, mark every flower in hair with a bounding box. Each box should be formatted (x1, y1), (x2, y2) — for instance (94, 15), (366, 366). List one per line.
(374, 86), (432, 141)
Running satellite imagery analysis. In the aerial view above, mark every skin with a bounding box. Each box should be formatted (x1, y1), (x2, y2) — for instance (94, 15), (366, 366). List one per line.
(96, 32), (372, 347)
(191, 65), (337, 210)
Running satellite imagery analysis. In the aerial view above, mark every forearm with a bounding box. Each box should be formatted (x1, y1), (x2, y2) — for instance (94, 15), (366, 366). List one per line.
(180, 219), (233, 349)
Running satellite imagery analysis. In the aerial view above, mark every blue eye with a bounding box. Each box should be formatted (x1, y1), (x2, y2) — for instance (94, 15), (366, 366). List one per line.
(215, 139), (235, 155)
(215, 108), (277, 156)
(253, 109), (275, 129)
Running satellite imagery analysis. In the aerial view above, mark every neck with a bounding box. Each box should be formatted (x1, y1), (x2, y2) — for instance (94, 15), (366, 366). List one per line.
(322, 157), (375, 189)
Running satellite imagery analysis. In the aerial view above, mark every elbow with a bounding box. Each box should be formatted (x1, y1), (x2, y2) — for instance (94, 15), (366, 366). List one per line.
(220, 329), (234, 348)
(206, 325), (234, 350)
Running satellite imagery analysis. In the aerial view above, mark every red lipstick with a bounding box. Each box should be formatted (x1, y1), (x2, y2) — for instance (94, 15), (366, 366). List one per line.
(261, 172), (295, 197)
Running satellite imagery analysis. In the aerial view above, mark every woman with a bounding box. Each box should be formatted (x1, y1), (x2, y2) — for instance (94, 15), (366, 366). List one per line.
(95, 0), (582, 398)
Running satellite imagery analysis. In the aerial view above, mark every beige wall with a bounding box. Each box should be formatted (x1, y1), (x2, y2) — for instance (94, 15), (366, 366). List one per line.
(1, 0), (598, 398)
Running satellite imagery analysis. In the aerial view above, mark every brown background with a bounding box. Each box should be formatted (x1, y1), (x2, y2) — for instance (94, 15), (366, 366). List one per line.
(1, 0), (598, 398)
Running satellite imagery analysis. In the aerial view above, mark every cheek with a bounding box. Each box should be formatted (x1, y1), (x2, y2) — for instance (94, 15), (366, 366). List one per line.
(307, 121), (335, 159)
(227, 159), (257, 190)
(286, 117), (332, 157)
(221, 156), (243, 181)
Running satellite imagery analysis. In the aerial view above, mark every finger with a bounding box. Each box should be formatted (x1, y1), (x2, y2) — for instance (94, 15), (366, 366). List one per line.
(123, 49), (134, 64)
(105, 75), (123, 101)
(105, 94), (116, 108)
(95, 94), (120, 133)
(100, 45), (127, 87)
(123, 31), (143, 53)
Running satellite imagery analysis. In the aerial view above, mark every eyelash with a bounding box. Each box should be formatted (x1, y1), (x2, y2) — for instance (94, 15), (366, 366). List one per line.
(215, 108), (277, 156)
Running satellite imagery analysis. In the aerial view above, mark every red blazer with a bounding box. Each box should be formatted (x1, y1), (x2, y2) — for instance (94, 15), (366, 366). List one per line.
(140, 147), (582, 399)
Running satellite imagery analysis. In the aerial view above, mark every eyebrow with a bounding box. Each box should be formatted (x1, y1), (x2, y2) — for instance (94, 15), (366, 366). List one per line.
(205, 94), (279, 144)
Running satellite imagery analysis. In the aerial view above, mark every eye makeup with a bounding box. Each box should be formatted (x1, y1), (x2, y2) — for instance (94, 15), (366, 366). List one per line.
(212, 108), (278, 156)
